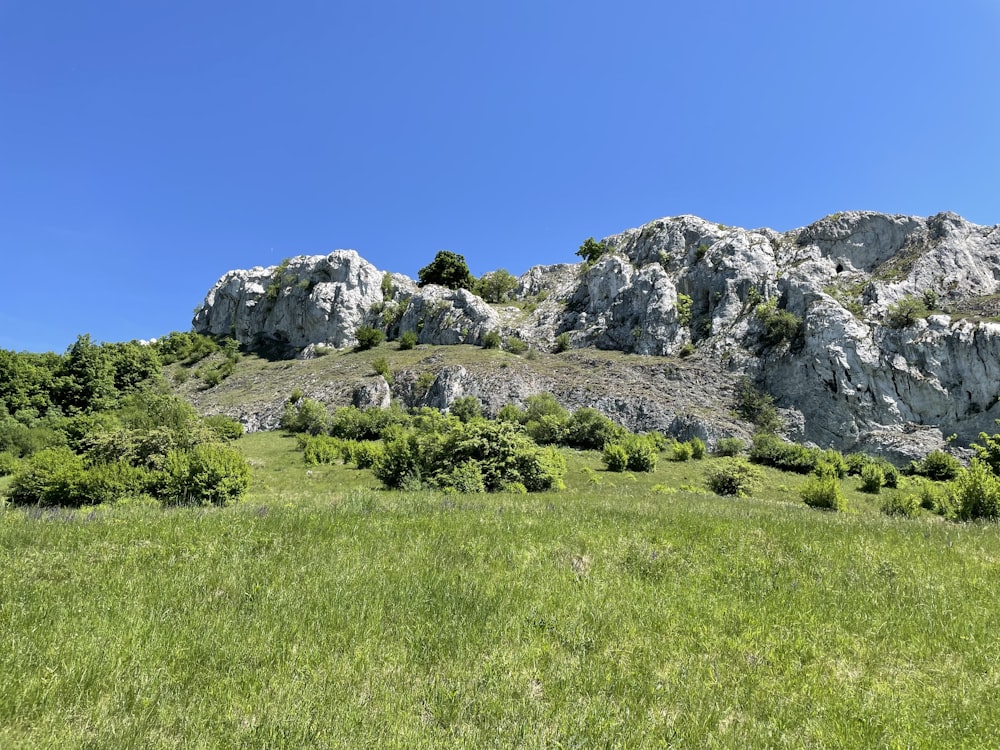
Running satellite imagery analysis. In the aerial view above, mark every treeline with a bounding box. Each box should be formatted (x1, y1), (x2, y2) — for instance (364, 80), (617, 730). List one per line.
(0, 333), (250, 507)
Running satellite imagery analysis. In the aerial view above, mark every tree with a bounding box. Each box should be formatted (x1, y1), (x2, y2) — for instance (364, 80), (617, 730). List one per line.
(418, 251), (475, 290)
(474, 269), (519, 303)
(576, 237), (608, 265)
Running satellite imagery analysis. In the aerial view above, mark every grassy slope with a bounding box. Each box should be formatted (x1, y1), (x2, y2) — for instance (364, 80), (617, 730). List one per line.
(1, 433), (999, 748)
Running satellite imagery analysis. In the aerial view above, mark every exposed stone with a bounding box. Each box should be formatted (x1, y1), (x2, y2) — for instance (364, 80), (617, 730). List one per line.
(192, 210), (1000, 459)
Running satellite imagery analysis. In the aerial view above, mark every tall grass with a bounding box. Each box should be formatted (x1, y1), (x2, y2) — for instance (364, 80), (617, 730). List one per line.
(1, 432), (998, 747)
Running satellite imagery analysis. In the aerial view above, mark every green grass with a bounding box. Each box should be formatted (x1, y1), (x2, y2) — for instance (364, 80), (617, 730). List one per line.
(2, 433), (999, 747)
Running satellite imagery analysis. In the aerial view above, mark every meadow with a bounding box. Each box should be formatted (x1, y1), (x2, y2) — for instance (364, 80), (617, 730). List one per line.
(2, 431), (999, 748)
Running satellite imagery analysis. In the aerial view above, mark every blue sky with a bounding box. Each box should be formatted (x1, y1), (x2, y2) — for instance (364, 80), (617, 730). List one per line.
(2, 0), (998, 353)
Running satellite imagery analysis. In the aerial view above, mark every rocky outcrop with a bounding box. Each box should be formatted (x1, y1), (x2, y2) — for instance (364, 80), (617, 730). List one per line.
(192, 210), (1000, 459)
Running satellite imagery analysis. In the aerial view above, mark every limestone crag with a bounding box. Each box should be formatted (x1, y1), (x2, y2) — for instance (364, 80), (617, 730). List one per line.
(193, 211), (1000, 458)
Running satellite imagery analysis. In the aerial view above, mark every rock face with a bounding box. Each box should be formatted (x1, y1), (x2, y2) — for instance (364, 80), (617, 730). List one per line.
(193, 211), (1000, 459)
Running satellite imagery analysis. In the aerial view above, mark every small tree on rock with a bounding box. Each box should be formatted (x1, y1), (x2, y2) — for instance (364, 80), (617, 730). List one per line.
(418, 251), (475, 290)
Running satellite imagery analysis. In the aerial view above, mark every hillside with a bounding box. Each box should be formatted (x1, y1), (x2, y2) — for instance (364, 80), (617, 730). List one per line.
(190, 211), (1000, 461)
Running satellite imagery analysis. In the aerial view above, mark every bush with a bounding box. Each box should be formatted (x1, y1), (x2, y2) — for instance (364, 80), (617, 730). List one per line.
(440, 460), (486, 493)
(398, 331), (418, 350)
(749, 433), (820, 474)
(8, 447), (85, 506)
(755, 299), (802, 346)
(355, 327), (385, 351)
(526, 414), (568, 445)
(603, 443), (629, 472)
(860, 463), (885, 494)
(449, 396), (482, 424)
(163, 443), (251, 506)
(885, 296), (927, 329)
(715, 437), (746, 457)
(281, 397), (329, 436)
(202, 414), (244, 441)
(350, 441), (384, 470)
(950, 459), (1000, 521)
(671, 441), (694, 461)
(301, 435), (344, 465)
(623, 435), (659, 472)
(0, 450), (20, 476)
(78, 461), (153, 505)
(675, 293), (693, 327)
(689, 437), (707, 459)
(505, 337), (528, 355)
(372, 357), (392, 382)
(706, 458), (763, 498)
(800, 472), (847, 511)
(564, 408), (623, 450)
(881, 492), (921, 518)
(971, 430), (1000, 475)
(482, 330), (501, 349)
(913, 450), (961, 481)
(736, 378), (782, 433)
(554, 332), (571, 353)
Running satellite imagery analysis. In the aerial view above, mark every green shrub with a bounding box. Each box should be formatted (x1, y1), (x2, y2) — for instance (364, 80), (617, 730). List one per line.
(440, 460), (486, 493)
(9, 447), (85, 506)
(749, 433), (820, 474)
(372, 357), (392, 382)
(689, 437), (707, 460)
(880, 492), (921, 518)
(554, 332), (571, 353)
(78, 461), (152, 506)
(845, 452), (869, 476)
(163, 443), (251, 506)
(736, 378), (782, 433)
(678, 343), (695, 358)
(355, 327), (385, 351)
(622, 435), (659, 472)
(603, 443), (629, 472)
(821, 450), (849, 478)
(398, 331), (418, 350)
(676, 293), (693, 327)
(281, 397), (330, 436)
(671, 441), (694, 462)
(301, 435), (344, 465)
(950, 459), (1000, 521)
(372, 432), (425, 489)
(526, 414), (568, 445)
(885, 296), (927, 329)
(913, 450), (961, 481)
(202, 414), (244, 441)
(482, 330), (501, 349)
(350, 441), (384, 470)
(860, 463), (885, 494)
(971, 430), (1000, 475)
(515, 446), (567, 492)
(564, 408), (623, 450)
(800, 472), (847, 511)
(706, 458), (763, 498)
(0, 450), (20, 476)
(715, 437), (746, 457)
(505, 337), (528, 355)
(755, 298), (802, 346)
(449, 396), (483, 423)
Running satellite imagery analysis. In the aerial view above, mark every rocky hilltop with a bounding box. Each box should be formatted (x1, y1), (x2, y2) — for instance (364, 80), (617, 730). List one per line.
(193, 211), (1000, 460)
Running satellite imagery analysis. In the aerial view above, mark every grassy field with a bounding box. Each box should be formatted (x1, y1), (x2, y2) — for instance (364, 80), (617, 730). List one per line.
(2, 432), (999, 748)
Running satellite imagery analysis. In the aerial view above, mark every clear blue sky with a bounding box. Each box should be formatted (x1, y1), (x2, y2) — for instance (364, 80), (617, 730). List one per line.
(2, 0), (998, 353)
